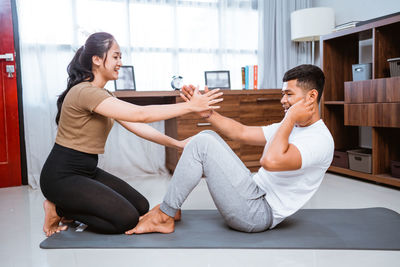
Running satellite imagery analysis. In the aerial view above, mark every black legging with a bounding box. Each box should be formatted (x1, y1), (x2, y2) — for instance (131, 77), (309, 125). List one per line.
(40, 143), (149, 234)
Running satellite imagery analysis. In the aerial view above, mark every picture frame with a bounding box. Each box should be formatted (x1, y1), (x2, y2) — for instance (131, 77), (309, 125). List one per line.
(204, 70), (231, 89)
(114, 65), (136, 91)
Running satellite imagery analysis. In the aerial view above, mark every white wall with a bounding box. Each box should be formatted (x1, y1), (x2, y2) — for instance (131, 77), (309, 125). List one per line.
(312, 0), (400, 26)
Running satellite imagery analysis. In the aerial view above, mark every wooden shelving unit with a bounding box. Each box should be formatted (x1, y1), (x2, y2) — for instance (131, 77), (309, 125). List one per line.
(321, 14), (400, 188)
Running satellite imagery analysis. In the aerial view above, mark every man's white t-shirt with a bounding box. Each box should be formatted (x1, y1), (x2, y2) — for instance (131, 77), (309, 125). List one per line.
(253, 119), (334, 228)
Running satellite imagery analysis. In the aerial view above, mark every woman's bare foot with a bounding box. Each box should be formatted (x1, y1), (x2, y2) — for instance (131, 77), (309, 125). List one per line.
(61, 217), (74, 224)
(125, 204), (174, 235)
(43, 200), (68, 237)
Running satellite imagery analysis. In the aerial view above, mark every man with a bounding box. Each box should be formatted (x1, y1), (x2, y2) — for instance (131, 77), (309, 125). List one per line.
(125, 64), (334, 235)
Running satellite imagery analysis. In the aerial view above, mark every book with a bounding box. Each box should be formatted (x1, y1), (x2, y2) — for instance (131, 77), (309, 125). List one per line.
(241, 67), (246, 89)
(248, 65), (254, 90)
(253, 65), (258, 90)
(245, 66), (249, 89)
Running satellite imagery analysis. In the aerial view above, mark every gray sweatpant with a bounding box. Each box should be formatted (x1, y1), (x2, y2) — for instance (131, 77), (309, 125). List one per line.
(160, 130), (272, 232)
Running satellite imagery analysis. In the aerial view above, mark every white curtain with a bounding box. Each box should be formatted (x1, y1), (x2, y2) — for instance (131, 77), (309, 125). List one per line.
(16, 0), (258, 188)
(258, 0), (312, 88)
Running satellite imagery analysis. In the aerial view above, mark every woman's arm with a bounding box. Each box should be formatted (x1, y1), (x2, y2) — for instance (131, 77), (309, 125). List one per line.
(94, 87), (223, 123)
(118, 120), (189, 149)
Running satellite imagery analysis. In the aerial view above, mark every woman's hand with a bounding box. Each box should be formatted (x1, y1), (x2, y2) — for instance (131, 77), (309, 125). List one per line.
(175, 137), (192, 150)
(182, 85), (223, 113)
(181, 85), (217, 118)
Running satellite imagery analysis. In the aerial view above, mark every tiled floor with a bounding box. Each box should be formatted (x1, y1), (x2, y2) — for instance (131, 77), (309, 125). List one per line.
(0, 173), (399, 267)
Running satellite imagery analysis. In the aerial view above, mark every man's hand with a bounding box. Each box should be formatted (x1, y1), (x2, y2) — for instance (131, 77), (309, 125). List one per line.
(180, 85), (215, 118)
(285, 99), (315, 126)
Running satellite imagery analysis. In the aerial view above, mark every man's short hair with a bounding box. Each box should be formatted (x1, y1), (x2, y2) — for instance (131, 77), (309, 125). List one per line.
(282, 64), (325, 102)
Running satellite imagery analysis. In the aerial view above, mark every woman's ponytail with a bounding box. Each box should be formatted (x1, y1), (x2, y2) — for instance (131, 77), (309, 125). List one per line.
(55, 32), (115, 125)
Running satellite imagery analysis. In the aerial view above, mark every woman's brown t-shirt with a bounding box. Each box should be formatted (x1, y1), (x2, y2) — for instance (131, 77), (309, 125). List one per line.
(55, 82), (114, 154)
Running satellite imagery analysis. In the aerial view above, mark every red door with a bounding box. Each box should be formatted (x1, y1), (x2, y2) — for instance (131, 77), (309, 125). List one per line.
(0, 0), (22, 187)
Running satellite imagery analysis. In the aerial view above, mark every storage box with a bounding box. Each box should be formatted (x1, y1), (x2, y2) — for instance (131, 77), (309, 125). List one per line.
(387, 58), (400, 77)
(331, 150), (349, 168)
(391, 160), (400, 178)
(352, 63), (372, 81)
(347, 148), (372, 173)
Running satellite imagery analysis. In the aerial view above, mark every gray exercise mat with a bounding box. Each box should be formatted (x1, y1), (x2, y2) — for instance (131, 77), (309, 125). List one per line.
(40, 208), (400, 250)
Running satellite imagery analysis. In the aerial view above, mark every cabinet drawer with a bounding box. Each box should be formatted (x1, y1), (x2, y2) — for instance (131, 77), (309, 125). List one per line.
(240, 95), (283, 119)
(344, 103), (400, 127)
(344, 77), (400, 103)
(176, 95), (240, 120)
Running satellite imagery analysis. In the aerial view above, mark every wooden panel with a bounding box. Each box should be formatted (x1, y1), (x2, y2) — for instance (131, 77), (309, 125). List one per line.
(240, 145), (264, 162)
(344, 103), (400, 127)
(372, 127), (389, 174)
(372, 127), (400, 175)
(344, 77), (400, 103)
(322, 36), (359, 102)
(328, 166), (400, 187)
(239, 95), (284, 119)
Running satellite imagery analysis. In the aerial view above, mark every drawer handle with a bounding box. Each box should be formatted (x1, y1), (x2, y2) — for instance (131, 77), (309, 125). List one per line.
(354, 156), (362, 161)
(197, 122), (211, 127)
(256, 97), (281, 102)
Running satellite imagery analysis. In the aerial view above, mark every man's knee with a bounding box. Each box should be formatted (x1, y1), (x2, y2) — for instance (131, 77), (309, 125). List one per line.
(192, 130), (220, 144)
(197, 129), (218, 137)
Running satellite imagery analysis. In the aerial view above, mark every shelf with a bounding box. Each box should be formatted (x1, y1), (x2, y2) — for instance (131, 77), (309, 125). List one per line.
(328, 166), (400, 187)
(322, 14), (400, 188)
(324, 101), (345, 105)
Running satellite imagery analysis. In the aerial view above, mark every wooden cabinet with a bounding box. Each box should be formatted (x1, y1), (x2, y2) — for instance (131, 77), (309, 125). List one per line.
(344, 77), (400, 127)
(321, 14), (400, 187)
(114, 89), (284, 173)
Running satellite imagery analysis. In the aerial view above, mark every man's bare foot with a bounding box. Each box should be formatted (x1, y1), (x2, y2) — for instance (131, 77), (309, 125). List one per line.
(139, 206), (180, 221)
(174, 209), (181, 221)
(125, 205), (174, 235)
(43, 200), (68, 237)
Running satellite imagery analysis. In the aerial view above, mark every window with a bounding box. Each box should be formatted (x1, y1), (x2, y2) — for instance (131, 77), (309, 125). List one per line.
(17, 0), (258, 91)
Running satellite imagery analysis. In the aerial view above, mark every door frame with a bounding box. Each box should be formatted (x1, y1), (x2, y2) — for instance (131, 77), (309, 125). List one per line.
(10, 0), (27, 185)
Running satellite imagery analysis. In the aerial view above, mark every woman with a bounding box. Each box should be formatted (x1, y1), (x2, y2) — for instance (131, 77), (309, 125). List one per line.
(40, 32), (222, 237)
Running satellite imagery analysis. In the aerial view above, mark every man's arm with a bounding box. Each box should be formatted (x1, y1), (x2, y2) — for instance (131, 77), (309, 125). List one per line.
(206, 111), (266, 146)
(181, 85), (266, 146)
(260, 99), (314, 171)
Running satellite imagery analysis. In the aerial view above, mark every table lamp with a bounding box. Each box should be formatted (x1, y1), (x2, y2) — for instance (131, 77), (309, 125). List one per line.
(291, 7), (334, 64)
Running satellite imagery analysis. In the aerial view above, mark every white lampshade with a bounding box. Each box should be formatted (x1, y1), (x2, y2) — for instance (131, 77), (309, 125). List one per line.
(291, 7), (335, 42)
